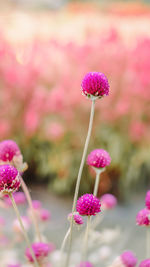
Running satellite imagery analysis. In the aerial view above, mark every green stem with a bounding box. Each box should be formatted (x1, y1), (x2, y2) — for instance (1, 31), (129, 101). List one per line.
(82, 216), (90, 261)
(93, 168), (104, 196)
(9, 193), (39, 267)
(60, 227), (71, 261)
(21, 177), (42, 242)
(64, 99), (95, 267)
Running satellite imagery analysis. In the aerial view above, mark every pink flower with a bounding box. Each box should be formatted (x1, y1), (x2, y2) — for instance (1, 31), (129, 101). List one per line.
(40, 209), (51, 222)
(7, 264), (21, 267)
(139, 259), (150, 267)
(32, 200), (42, 210)
(68, 212), (84, 225)
(77, 262), (94, 267)
(121, 251), (137, 267)
(100, 194), (117, 210)
(4, 192), (26, 206)
(0, 140), (20, 162)
(76, 194), (101, 216)
(145, 191), (150, 210)
(25, 242), (52, 263)
(81, 72), (109, 99)
(87, 149), (111, 169)
(136, 208), (150, 226)
(0, 165), (21, 194)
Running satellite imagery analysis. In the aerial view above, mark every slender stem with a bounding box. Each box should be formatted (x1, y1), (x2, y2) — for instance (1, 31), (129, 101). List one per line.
(64, 100), (95, 267)
(21, 177), (42, 242)
(93, 168), (104, 197)
(82, 216), (90, 261)
(60, 227), (71, 257)
(146, 227), (150, 258)
(9, 193), (39, 267)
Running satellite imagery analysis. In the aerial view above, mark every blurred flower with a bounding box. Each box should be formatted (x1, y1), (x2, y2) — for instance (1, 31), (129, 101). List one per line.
(145, 191), (150, 210)
(87, 149), (111, 169)
(32, 200), (42, 210)
(77, 262), (94, 267)
(40, 209), (51, 222)
(68, 212), (84, 225)
(13, 216), (30, 234)
(76, 194), (101, 216)
(136, 208), (150, 226)
(4, 192), (26, 206)
(0, 140), (27, 172)
(0, 165), (21, 194)
(120, 251), (137, 267)
(139, 259), (150, 267)
(100, 194), (117, 210)
(25, 242), (53, 263)
(81, 72), (109, 99)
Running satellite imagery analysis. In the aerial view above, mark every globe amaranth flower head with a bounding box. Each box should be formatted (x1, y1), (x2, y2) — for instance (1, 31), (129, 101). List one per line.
(0, 140), (27, 172)
(120, 251), (137, 267)
(136, 208), (150, 226)
(139, 259), (150, 267)
(77, 262), (94, 267)
(87, 149), (111, 169)
(81, 72), (109, 99)
(100, 194), (117, 210)
(76, 194), (101, 216)
(145, 191), (150, 210)
(25, 242), (53, 263)
(0, 165), (21, 195)
(68, 212), (84, 225)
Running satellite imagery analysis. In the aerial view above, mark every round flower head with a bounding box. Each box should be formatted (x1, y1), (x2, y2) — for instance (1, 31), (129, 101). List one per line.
(76, 194), (101, 216)
(0, 140), (27, 172)
(77, 262), (94, 267)
(0, 165), (21, 194)
(68, 212), (84, 225)
(25, 242), (51, 263)
(81, 72), (109, 99)
(0, 140), (20, 162)
(145, 191), (150, 209)
(139, 259), (150, 267)
(100, 194), (117, 210)
(87, 149), (111, 169)
(121, 251), (137, 267)
(40, 209), (51, 222)
(136, 208), (150, 226)
(4, 192), (26, 206)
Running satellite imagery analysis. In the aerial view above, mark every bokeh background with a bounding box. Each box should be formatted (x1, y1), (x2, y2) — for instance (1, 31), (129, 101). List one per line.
(0, 0), (150, 199)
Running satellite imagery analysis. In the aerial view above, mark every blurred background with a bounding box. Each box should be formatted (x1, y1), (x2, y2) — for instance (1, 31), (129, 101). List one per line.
(0, 0), (150, 199)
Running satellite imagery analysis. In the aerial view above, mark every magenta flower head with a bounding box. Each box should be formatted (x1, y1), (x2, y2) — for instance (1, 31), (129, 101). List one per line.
(77, 262), (94, 267)
(81, 72), (109, 99)
(100, 194), (117, 210)
(0, 140), (27, 172)
(76, 194), (101, 216)
(145, 191), (150, 209)
(4, 192), (26, 206)
(68, 212), (84, 225)
(0, 140), (20, 162)
(120, 251), (137, 267)
(87, 149), (111, 169)
(0, 165), (21, 195)
(25, 242), (52, 263)
(32, 200), (42, 210)
(139, 259), (150, 267)
(136, 208), (150, 226)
